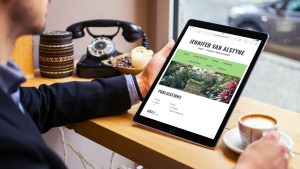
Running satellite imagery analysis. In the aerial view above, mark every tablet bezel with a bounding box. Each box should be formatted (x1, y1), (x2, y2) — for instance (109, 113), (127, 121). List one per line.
(133, 19), (269, 148)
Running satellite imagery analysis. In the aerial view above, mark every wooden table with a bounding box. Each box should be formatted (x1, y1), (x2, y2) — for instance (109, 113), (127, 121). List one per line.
(23, 73), (300, 169)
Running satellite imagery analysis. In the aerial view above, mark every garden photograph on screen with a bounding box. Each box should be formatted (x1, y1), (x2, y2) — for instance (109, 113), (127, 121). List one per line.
(159, 61), (241, 104)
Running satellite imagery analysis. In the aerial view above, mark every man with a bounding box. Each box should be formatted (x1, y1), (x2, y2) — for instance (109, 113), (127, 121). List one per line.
(0, 0), (288, 168)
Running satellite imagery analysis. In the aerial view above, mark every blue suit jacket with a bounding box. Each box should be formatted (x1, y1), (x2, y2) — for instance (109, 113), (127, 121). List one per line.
(0, 76), (131, 169)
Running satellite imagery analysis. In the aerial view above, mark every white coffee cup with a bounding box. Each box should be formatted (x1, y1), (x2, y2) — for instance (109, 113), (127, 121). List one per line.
(238, 113), (278, 148)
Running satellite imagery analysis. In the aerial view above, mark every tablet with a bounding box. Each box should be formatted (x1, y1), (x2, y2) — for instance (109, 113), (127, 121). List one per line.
(133, 19), (268, 148)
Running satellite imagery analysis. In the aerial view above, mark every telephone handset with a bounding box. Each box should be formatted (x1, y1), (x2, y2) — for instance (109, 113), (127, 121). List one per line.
(66, 19), (148, 78)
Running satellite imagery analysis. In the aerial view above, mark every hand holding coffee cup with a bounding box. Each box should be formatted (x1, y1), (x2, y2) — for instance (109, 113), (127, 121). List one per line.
(238, 113), (278, 149)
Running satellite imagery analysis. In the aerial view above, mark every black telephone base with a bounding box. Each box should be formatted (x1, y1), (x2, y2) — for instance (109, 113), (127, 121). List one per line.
(76, 56), (121, 78)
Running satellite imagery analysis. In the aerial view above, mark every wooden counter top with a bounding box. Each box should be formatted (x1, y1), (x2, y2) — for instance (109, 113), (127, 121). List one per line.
(22, 73), (300, 169)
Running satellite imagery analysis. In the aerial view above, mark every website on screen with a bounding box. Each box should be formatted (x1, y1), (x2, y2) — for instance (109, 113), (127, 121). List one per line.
(140, 26), (261, 139)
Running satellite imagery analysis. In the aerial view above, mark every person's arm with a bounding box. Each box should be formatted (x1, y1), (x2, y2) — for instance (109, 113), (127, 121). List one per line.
(235, 131), (288, 169)
(21, 40), (175, 133)
(20, 75), (131, 133)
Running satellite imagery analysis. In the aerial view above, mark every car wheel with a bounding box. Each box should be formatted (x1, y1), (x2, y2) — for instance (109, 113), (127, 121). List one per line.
(239, 23), (262, 32)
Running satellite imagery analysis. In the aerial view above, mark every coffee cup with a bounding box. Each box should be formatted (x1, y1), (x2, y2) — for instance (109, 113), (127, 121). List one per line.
(238, 113), (278, 148)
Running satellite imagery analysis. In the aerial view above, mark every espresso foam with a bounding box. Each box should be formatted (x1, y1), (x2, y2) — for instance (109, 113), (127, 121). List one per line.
(242, 116), (276, 128)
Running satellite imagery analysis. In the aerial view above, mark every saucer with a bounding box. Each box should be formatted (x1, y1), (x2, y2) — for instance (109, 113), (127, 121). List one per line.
(223, 128), (293, 154)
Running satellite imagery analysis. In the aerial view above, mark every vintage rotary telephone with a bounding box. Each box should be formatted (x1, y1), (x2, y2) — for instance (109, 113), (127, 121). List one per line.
(66, 19), (149, 78)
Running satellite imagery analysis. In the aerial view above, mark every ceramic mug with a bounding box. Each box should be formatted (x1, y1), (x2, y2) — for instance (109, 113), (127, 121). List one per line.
(238, 113), (278, 148)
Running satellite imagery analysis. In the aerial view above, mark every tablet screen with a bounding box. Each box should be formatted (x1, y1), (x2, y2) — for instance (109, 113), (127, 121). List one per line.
(134, 19), (268, 148)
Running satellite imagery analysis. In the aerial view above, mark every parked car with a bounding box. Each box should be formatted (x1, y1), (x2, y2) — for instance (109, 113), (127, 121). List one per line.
(228, 0), (300, 45)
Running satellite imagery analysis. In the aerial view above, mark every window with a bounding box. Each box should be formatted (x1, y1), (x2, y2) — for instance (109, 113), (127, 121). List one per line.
(173, 0), (300, 112)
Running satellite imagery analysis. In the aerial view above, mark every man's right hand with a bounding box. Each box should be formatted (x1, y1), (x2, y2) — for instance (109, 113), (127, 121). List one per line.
(235, 131), (288, 169)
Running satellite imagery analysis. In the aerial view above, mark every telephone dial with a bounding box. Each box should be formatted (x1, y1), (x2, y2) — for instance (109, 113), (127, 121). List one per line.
(66, 19), (149, 78)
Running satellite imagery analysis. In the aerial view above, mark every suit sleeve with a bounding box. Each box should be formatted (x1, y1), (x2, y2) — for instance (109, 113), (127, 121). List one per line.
(20, 75), (131, 133)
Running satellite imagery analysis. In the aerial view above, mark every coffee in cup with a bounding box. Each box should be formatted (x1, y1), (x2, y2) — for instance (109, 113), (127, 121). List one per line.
(239, 113), (278, 148)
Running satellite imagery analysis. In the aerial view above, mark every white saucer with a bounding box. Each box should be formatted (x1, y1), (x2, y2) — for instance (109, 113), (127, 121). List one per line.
(223, 128), (293, 154)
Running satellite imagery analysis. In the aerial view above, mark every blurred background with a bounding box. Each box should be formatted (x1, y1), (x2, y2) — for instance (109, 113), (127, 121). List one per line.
(175, 0), (300, 113)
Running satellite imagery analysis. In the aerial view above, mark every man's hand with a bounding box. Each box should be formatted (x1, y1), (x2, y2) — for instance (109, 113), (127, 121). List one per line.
(136, 40), (175, 97)
(235, 131), (288, 169)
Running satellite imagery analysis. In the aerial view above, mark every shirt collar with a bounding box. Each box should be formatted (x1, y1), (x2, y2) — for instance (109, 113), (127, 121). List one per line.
(0, 59), (26, 94)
